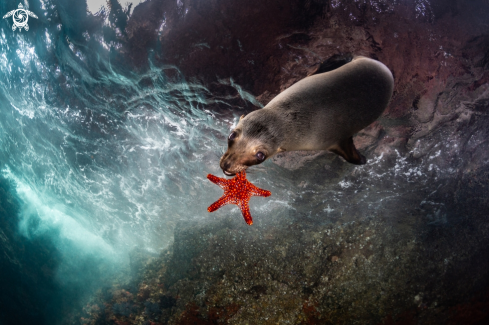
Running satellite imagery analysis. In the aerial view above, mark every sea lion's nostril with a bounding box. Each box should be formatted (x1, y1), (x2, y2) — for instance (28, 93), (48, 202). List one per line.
(223, 162), (231, 170)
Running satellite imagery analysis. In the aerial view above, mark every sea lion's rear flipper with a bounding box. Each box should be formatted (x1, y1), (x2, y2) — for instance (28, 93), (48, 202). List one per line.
(308, 53), (354, 76)
(329, 137), (366, 165)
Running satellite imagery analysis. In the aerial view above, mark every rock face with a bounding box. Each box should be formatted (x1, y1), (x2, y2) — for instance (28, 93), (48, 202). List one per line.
(121, 0), (489, 167)
(78, 0), (489, 324)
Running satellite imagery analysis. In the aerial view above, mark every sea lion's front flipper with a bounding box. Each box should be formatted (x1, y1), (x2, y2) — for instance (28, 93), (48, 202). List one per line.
(329, 137), (366, 165)
(308, 53), (353, 76)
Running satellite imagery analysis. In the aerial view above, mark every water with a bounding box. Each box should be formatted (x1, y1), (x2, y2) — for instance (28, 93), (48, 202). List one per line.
(1, 0), (240, 252)
(1, 0), (488, 324)
(0, 0), (263, 322)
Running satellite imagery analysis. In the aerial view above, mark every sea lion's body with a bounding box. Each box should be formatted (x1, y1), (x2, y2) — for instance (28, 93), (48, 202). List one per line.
(220, 55), (394, 175)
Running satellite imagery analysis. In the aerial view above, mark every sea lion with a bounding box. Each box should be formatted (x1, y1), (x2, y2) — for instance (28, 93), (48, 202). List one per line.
(220, 54), (394, 176)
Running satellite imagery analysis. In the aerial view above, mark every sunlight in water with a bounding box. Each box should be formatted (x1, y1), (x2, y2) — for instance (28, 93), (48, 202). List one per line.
(86, 0), (146, 15)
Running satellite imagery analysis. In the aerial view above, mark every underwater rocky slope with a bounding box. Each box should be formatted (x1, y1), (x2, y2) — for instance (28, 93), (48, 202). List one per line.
(0, 0), (488, 324)
(71, 0), (489, 324)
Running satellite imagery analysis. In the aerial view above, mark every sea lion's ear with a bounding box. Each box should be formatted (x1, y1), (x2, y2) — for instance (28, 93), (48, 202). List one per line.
(277, 147), (286, 153)
(240, 114), (245, 121)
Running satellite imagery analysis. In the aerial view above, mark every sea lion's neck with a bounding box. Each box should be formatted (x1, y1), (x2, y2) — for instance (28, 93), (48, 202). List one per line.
(261, 103), (304, 152)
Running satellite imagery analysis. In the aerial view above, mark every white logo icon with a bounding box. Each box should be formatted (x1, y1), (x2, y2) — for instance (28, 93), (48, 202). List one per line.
(3, 3), (38, 32)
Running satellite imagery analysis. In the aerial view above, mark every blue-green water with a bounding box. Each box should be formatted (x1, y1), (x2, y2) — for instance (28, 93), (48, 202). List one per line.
(0, 0), (269, 322)
(2, 1), (487, 324)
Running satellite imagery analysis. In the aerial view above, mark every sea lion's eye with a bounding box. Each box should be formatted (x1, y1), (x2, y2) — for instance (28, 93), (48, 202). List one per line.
(256, 151), (265, 161)
(228, 131), (237, 141)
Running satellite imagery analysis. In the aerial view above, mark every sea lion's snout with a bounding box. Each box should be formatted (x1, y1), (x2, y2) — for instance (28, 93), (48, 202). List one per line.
(223, 170), (234, 176)
(220, 146), (270, 176)
(220, 158), (235, 176)
(219, 152), (244, 176)
(220, 125), (251, 176)
(220, 115), (278, 176)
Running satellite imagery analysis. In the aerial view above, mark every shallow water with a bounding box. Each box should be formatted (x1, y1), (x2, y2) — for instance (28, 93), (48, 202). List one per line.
(1, 1), (241, 256)
(1, 0), (489, 324)
(0, 1), (279, 322)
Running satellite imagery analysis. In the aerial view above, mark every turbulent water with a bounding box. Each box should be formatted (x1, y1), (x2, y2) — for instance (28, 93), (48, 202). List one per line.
(0, 4), (307, 315)
(1, 0), (488, 324)
(0, 0), (259, 268)
(0, 1), (269, 319)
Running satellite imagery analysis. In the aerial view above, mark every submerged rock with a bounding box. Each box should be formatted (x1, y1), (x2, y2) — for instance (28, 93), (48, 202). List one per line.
(73, 0), (489, 324)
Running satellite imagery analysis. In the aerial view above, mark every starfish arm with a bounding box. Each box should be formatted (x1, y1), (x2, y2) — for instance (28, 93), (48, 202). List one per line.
(248, 183), (272, 197)
(3, 10), (15, 19)
(207, 174), (228, 188)
(206, 170), (270, 225)
(207, 195), (231, 212)
(238, 202), (253, 225)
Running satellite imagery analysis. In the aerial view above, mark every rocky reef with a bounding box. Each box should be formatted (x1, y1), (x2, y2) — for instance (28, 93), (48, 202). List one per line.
(73, 0), (489, 324)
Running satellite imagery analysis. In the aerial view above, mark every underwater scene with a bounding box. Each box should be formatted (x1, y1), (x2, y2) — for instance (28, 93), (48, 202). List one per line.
(1, 0), (489, 324)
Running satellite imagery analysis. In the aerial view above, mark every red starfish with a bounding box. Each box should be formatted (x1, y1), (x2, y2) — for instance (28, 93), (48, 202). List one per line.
(207, 171), (271, 225)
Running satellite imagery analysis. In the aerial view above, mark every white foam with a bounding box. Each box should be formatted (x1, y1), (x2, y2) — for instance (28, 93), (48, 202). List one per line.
(86, 1), (146, 15)
(2, 167), (120, 263)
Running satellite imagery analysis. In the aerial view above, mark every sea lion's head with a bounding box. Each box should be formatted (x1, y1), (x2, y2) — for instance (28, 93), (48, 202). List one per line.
(220, 112), (285, 176)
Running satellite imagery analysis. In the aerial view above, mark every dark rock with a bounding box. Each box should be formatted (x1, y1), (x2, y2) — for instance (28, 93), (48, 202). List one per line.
(144, 301), (161, 317)
(112, 302), (137, 316)
(159, 295), (177, 309)
(78, 0), (489, 324)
